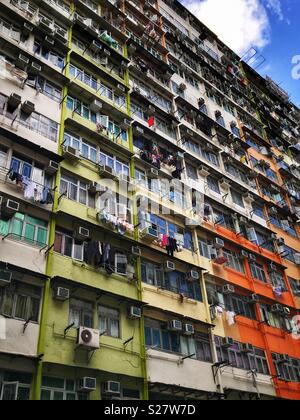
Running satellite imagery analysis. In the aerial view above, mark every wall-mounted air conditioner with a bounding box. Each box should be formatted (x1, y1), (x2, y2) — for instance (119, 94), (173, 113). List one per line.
(132, 246), (141, 257)
(187, 270), (199, 281)
(90, 100), (103, 113)
(240, 343), (254, 354)
(199, 165), (210, 177)
(214, 238), (225, 249)
(219, 178), (231, 190)
(77, 327), (100, 350)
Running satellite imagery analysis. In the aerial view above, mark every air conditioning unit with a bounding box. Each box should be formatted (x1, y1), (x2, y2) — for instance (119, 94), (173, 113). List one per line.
(147, 168), (159, 178)
(77, 227), (90, 240)
(45, 160), (59, 174)
(241, 250), (249, 258)
(277, 237), (285, 247)
(164, 261), (176, 272)
(240, 343), (254, 354)
(23, 22), (33, 35)
(140, 225), (158, 241)
(88, 182), (104, 194)
(90, 99), (103, 113)
(283, 307), (291, 316)
(90, 40), (102, 52)
(63, 146), (80, 161)
(214, 238), (225, 249)
(243, 193), (254, 204)
(38, 17), (54, 34)
(169, 320), (183, 331)
(249, 294), (260, 304)
(78, 377), (97, 392)
(128, 306), (142, 320)
(104, 381), (121, 395)
(120, 119), (131, 130)
(271, 304), (283, 314)
(53, 287), (70, 302)
(220, 178), (231, 190)
(118, 174), (131, 184)
(54, 28), (67, 44)
(29, 62), (42, 74)
(278, 354), (290, 364)
(21, 101), (35, 115)
(294, 253), (300, 265)
(132, 246), (141, 257)
(183, 324), (195, 336)
(223, 284), (235, 295)
(3, 199), (20, 215)
(268, 262), (277, 272)
(0, 270), (12, 287)
(7, 93), (21, 111)
(99, 165), (117, 179)
(221, 337), (234, 348)
(187, 270), (199, 281)
(77, 327), (100, 350)
(44, 36), (55, 47)
(16, 53), (29, 70)
(199, 165), (210, 177)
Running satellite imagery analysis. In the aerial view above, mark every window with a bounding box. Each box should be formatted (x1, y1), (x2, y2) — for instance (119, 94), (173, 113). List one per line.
(99, 151), (129, 176)
(252, 203), (265, 219)
(0, 371), (32, 401)
(141, 261), (202, 301)
(54, 230), (86, 261)
(66, 96), (97, 124)
(64, 133), (97, 163)
(198, 238), (212, 260)
(207, 177), (220, 194)
(41, 377), (88, 401)
(59, 173), (95, 207)
(201, 148), (219, 167)
(98, 306), (120, 338)
(115, 253), (127, 275)
(215, 337), (269, 375)
(0, 213), (47, 246)
(272, 355), (300, 383)
(260, 304), (292, 331)
(195, 333), (213, 362)
(269, 270), (286, 289)
(224, 294), (257, 320)
(69, 299), (93, 328)
(26, 76), (61, 102)
(289, 277), (300, 296)
(33, 42), (64, 69)
(0, 281), (41, 322)
(231, 190), (245, 208)
(223, 249), (245, 273)
(250, 261), (267, 283)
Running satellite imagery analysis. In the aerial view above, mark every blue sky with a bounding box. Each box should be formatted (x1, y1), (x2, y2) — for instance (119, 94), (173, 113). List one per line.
(181, 0), (300, 107)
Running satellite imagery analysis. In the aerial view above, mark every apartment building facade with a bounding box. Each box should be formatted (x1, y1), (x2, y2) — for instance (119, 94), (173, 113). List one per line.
(0, 0), (299, 401)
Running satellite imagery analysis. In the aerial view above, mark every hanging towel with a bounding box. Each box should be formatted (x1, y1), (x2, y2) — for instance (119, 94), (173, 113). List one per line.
(226, 311), (236, 326)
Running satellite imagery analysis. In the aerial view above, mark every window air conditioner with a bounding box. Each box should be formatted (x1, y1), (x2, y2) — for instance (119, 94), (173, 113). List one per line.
(78, 377), (97, 392)
(223, 284), (235, 295)
(164, 261), (176, 272)
(183, 324), (195, 336)
(169, 320), (183, 331)
(221, 337), (234, 348)
(0, 270), (12, 287)
(128, 306), (142, 320)
(53, 287), (70, 302)
(104, 381), (121, 395)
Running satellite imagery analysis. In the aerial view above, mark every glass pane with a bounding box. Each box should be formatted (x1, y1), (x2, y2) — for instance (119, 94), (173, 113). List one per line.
(41, 390), (51, 401)
(37, 228), (47, 245)
(11, 219), (23, 239)
(15, 295), (27, 320)
(24, 224), (35, 244)
(53, 392), (64, 401)
(17, 387), (30, 401)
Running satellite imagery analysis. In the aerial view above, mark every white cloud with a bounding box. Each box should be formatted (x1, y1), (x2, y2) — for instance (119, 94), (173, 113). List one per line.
(182, 0), (282, 54)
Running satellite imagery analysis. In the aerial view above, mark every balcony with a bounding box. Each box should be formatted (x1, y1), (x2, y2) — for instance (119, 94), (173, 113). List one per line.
(0, 317), (40, 358)
(220, 366), (275, 398)
(147, 349), (217, 394)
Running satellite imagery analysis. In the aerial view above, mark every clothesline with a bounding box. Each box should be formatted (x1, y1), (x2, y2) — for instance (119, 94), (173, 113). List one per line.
(0, 165), (57, 192)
